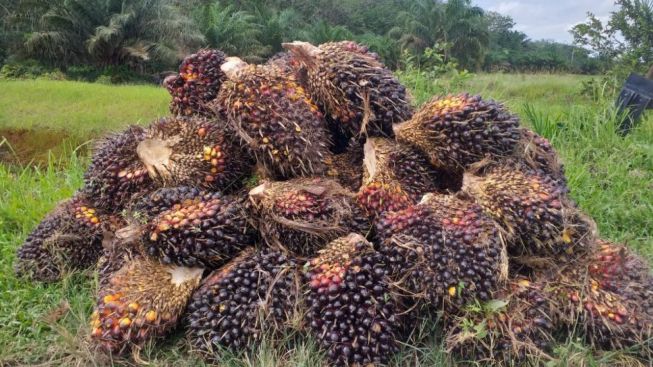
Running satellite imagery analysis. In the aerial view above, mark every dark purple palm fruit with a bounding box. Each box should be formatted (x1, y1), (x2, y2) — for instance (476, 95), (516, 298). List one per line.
(15, 193), (123, 282)
(283, 41), (412, 139)
(186, 248), (300, 360)
(394, 93), (521, 171)
(304, 233), (403, 366)
(214, 57), (332, 179)
(376, 193), (506, 310)
(136, 116), (253, 192)
(165, 49), (227, 116)
(248, 178), (370, 257)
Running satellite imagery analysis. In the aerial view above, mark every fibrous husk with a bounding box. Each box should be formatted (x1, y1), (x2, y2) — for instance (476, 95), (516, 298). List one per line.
(325, 137), (365, 192)
(83, 126), (153, 212)
(214, 58), (332, 179)
(462, 165), (596, 261)
(15, 193), (123, 282)
(165, 49), (227, 117)
(445, 278), (555, 366)
(304, 233), (403, 366)
(138, 116), (253, 191)
(283, 40), (412, 139)
(186, 248), (300, 359)
(130, 186), (256, 268)
(394, 93), (521, 171)
(249, 178), (370, 257)
(376, 193), (507, 310)
(89, 258), (203, 354)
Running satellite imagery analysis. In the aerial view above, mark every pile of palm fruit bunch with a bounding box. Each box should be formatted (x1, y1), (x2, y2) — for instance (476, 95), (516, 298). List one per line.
(14, 40), (653, 366)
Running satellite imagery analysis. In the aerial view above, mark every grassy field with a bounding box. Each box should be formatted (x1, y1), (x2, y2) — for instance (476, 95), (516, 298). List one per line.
(1, 74), (652, 366)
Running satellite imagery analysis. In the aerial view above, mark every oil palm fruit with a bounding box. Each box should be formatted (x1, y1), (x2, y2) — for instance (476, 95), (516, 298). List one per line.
(544, 240), (653, 354)
(394, 93), (521, 171)
(376, 193), (506, 309)
(131, 186), (255, 268)
(83, 126), (153, 212)
(165, 49), (227, 116)
(445, 278), (555, 365)
(214, 57), (332, 179)
(90, 258), (203, 354)
(137, 116), (253, 191)
(249, 178), (370, 257)
(462, 165), (595, 259)
(186, 248), (299, 359)
(304, 234), (402, 366)
(15, 194), (120, 282)
(282, 41), (412, 138)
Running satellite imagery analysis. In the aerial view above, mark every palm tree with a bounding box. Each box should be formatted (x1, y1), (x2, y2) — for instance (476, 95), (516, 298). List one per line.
(300, 20), (353, 45)
(25, 0), (203, 69)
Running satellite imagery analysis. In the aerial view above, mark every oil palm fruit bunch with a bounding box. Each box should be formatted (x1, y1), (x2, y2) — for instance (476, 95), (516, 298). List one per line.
(137, 116), (253, 191)
(282, 41), (412, 138)
(363, 137), (460, 201)
(165, 49), (227, 116)
(248, 178), (370, 257)
(325, 138), (364, 192)
(544, 241), (653, 354)
(376, 193), (506, 309)
(130, 186), (255, 268)
(394, 93), (521, 171)
(186, 248), (299, 359)
(90, 257), (203, 354)
(445, 278), (555, 365)
(215, 57), (332, 179)
(514, 128), (566, 186)
(304, 234), (402, 366)
(95, 225), (143, 288)
(83, 126), (153, 212)
(463, 165), (594, 261)
(15, 194), (120, 282)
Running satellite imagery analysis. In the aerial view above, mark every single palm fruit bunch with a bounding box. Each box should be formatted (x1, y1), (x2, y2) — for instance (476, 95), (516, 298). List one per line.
(376, 193), (506, 309)
(15, 193), (120, 282)
(394, 93), (521, 171)
(130, 186), (255, 268)
(249, 178), (370, 257)
(96, 225), (144, 288)
(304, 234), (402, 367)
(89, 258), (203, 354)
(514, 128), (566, 186)
(165, 49), (227, 116)
(83, 126), (153, 212)
(282, 40), (412, 138)
(445, 278), (555, 365)
(362, 137), (461, 201)
(214, 57), (332, 179)
(544, 241), (653, 354)
(137, 116), (253, 191)
(186, 248), (299, 359)
(463, 165), (595, 260)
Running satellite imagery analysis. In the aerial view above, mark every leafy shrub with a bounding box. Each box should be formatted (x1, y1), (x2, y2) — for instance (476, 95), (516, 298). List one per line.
(0, 59), (58, 80)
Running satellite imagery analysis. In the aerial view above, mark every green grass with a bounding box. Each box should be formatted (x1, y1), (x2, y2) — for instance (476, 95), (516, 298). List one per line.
(1, 74), (652, 366)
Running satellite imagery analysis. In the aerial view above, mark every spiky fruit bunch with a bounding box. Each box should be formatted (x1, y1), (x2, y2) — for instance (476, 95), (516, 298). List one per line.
(394, 93), (521, 171)
(133, 186), (255, 268)
(544, 241), (653, 353)
(95, 225), (143, 288)
(283, 41), (412, 138)
(445, 278), (555, 365)
(15, 194), (119, 282)
(90, 258), (202, 354)
(249, 178), (370, 257)
(215, 58), (331, 179)
(83, 126), (153, 212)
(320, 41), (378, 59)
(357, 180), (412, 218)
(362, 138), (460, 201)
(165, 49), (227, 116)
(186, 248), (299, 358)
(304, 234), (401, 366)
(376, 193), (505, 309)
(138, 116), (253, 191)
(514, 128), (566, 185)
(462, 165), (594, 259)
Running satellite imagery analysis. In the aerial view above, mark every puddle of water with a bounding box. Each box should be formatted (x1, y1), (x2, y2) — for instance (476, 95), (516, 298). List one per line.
(0, 128), (90, 166)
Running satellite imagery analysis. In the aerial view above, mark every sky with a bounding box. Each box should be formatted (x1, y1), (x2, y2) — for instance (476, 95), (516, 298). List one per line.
(474, 0), (617, 44)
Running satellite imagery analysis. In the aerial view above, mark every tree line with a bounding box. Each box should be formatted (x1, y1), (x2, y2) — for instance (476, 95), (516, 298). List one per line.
(1, 0), (648, 79)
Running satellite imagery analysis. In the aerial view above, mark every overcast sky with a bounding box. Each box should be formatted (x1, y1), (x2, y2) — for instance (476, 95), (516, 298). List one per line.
(473, 0), (617, 43)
